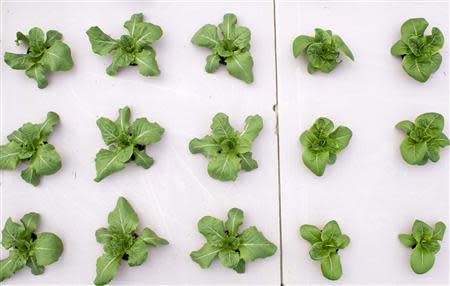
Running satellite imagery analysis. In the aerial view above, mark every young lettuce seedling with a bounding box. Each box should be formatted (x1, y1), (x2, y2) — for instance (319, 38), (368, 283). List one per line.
(191, 13), (254, 83)
(87, 13), (162, 77)
(94, 107), (164, 182)
(300, 221), (350, 280)
(391, 18), (444, 82)
(0, 112), (62, 186)
(396, 112), (449, 165)
(94, 197), (168, 286)
(189, 112), (263, 181)
(0, 213), (64, 282)
(190, 208), (277, 273)
(4, 28), (74, 88)
(299, 117), (352, 176)
(399, 220), (446, 274)
(293, 28), (354, 74)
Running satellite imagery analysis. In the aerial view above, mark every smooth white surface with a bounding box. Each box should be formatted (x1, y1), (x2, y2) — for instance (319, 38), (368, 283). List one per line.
(1, 2), (280, 285)
(276, 1), (449, 285)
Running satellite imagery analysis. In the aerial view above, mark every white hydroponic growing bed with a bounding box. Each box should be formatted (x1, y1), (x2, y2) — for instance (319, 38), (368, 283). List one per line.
(1, 0), (448, 285)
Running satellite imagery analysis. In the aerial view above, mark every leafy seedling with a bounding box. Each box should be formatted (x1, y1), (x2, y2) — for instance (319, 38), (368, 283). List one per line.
(391, 18), (444, 82)
(94, 197), (168, 285)
(0, 112), (62, 186)
(300, 221), (350, 280)
(4, 27), (74, 88)
(190, 208), (277, 273)
(399, 220), (446, 274)
(94, 106), (164, 182)
(293, 28), (354, 74)
(87, 13), (162, 77)
(0, 213), (63, 282)
(191, 13), (254, 83)
(396, 112), (449, 165)
(189, 112), (263, 181)
(299, 117), (352, 176)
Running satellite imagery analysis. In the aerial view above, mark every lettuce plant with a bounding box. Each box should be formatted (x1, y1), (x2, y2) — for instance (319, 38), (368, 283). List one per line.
(95, 107), (164, 182)
(299, 117), (352, 176)
(0, 112), (62, 186)
(4, 28), (74, 88)
(391, 18), (444, 82)
(87, 13), (162, 77)
(190, 208), (277, 273)
(300, 221), (350, 280)
(94, 197), (168, 286)
(189, 113), (263, 181)
(399, 220), (446, 274)
(191, 13), (254, 83)
(293, 28), (354, 74)
(0, 213), (64, 282)
(396, 112), (449, 165)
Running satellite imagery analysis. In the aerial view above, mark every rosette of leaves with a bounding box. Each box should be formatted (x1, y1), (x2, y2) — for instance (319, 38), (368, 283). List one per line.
(4, 27), (74, 88)
(396, 112), (449, 165)
(94, 197), (168, 286)
(86, 13), (162, 77)
(189, 113), (263, 181)
(190, 208), (277, 273)
(0, 213), (64, 282)
(191, 13), (254, 83)
(95, 107), (164, 182)
(299, 117), (352, 176)
(0, 112), (62, 186)
(300, 221), (350, 280)
(391, 18), (444, 82)
(399, 220), (446, 274)
(293, 28), (354, 74)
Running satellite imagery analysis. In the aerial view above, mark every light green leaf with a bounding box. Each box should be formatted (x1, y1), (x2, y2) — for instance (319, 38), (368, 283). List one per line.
(133, 148), (154, 169)
(240, 152), (258, 171)
(0, 252), (27, 282)
(7, 123), (41, 144)
(210, 113), (236, 140)
(27, 256), (44, 275)
(433, 222), (446, 241)
(86, 26), (118, 56)
(293, 35), (315, 57)
(132, 22), (163, 48)
(140, 228), (169, 246)
(106, 48), (134, 76)
(302, 149), (329, 176)
(314, 28), (332, 44)
(95, 228), (112, 244)
(20, 212), (39, 236)
(15, 31), (29, 45)
(400, 139), (428, 165)
(124, 13), (143, 36)
(25, 64), (48, 88)
(218, 249), (240, 268)
(321, 220), (342, 241)
(432, 133), (450, 147)
(189, 135), (220, 157)
(115, 107), (131, 132)
(135, 48), (160, 76)
(410, 245), (435, 274)
(39, 112), (60, 141)
(299, 130), (318, 148)
(334, 234), (350, 249)
(238, 226), (277, 262)
(402, 53), (442, 82)
(205, 54), (220, 73)
(3, 53), (34, 70)
(300, 224), (322, 244)
(415, 112), (444, 137)
(311, 117), (334, 137)
(225, 51), (254, 83)
(320, 252), (342, 280)
(108, 197), (139, 234)
(427, 145), (440, 162)
(94, 253), (121, 286)
(333, 34), (354, 60)
(225, 208), (244, 236)
(412, 220), (433, 242)
(94, 146), (133, 182)
(41, 41), (74, 71)
(309, 242), (333, 261)
(191, 24), (220, 49)
(399, 234), (416, 248)
(1, 218), (25, 249)
(21, 144), (61, 186)
(131, 118), (164, 145)
(396, 120), (415, 134)
(219, 13), (237, 40)
(207, 153), (241, 181)
(240, 115), (263, 142)
(233, 259), (245, 273)
(45, 30), (62, 46)
(401, 18), (428, 41)
(190, 243), (220, 269)
(232, 26), (251, 49)
(34, 232), (64, 266)
(328, 126), (352, 151)
(0, 142), (22, 170)
(97, 118), (121, 145)
(126, 239), (148, 266)
(197, 216), (226, 246)
(391, 40), (410, 56)
(21, 168), (39, 186)
(423, 27), (444, 53)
